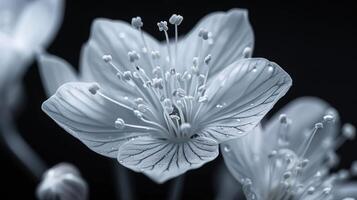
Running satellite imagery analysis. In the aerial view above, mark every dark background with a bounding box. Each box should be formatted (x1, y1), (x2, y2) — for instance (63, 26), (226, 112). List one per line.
(1, 0), (357, 199)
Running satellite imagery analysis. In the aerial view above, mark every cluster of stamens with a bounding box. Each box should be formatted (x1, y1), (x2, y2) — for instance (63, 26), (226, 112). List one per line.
(87, 14), (245, 139)
(227, 112), (357, 200)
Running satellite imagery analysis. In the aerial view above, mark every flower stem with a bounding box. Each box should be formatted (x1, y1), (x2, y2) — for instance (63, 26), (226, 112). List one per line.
(0, 110), (47, 181)
(114, 163), (134, 200)
(167, 175), (185, 200)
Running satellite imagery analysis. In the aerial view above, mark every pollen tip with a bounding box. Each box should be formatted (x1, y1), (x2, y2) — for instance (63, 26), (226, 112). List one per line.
(342, 123), (356, 140)
(157, 21), (168, 31)
(115, 118), (125, 129)
(323, 114), (335, 122)
(243, 47), (252, 58)
(198, 28), (209, 40)
(315, 122), (324, 129)
(204, 54), (212, 65)
(88, 83), (100, 95)
(131, 16), (143, 29)
(169, 14), (183, 25)
(102, 54), (112, 63)
(279, 114), (288, 124)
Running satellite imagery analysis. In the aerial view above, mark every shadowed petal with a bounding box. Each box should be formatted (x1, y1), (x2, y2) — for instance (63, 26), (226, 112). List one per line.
(42, 82), (153, 158)
(38, 53), (78, 97)
(177, 8), (254, 76)
(118, 136), (218, 183)
(198, 58), (292, 142)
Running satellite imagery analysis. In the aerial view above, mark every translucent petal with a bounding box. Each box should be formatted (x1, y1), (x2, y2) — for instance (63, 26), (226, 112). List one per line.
(38, 53), (78, 97)
(118, 136), (218, 183)
(176, 8), (254, 76)
(14, 0), (64, 49)
(333, 182), (357, 199)
(264, 97), (339, 175)
(42, 82), (153, 158)
(198, 58), (292, 142)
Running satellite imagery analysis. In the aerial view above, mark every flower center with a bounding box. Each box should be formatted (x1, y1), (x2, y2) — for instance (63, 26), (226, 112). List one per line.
(88, 14), (252, 139)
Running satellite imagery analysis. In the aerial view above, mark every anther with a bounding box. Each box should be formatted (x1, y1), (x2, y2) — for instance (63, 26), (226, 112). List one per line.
(204, 54), (212, 65)
(115, 118), (125, 129)
(322, 187), (331, 196)
(137, 104), (147, 113)
(342, 123), (356, 140)
(88, 83), (100, 95)
(128, 51), (140, 63)
(307, 187), (315, 195)
(243, 47), (252, 58)
(179, 123), (191, 135)
(198, 28), (209, 40)
(173, 88), (185, 97)
(131, 16), (143, 29)
(169, 14), (183, 26)
(152, 78), (163, 89)
(198, 95), (208, 103)
(315, 122), (324, 129)
(134, 98), (144, 105)
(283, 171), (291, 179)
(157, 21), (168, 31)
(123, 71), (132, 80)
(323, 114), (335, 122)
(133, 110), (143, 119)
(102, 54), (112, 63)
(193, 57), (199, 67)
(279, 114), (288, 124)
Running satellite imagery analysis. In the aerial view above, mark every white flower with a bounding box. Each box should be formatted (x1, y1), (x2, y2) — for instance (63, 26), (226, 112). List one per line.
(222, 97), (356, 200)
(0, 0), (64, 94)
(40, 9), (292, 183)
(36, 163), (88, 200)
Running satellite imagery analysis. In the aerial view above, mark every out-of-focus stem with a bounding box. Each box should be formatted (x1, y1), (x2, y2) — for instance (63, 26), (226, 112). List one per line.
(114, 163), (134, 200)
(168, 175), (185, 200)
(0, 110), (47, 181)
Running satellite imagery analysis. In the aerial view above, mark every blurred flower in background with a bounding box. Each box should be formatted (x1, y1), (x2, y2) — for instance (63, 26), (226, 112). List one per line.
(0, 0), (64, 108)
(221, 97), (357, 200)
(39, 9), (292, 183)
(36, 163), (88, 200)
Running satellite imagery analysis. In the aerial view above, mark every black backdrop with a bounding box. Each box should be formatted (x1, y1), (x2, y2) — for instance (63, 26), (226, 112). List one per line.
(1, 0), (357, 199)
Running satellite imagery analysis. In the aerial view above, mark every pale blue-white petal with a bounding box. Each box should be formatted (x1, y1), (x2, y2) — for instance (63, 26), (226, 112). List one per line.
(14, 0), (64, 49)
(198, 58), (292, 142)
(176, 8), (254, 76)
(221, 126), (266, 182)
(333, 182), (357, 199)
(264, 97), (339, 176)
(0, 0), (27, 34)
(42, 82), (153, 158)
(38, 53), (78, 97)
(117, 136), (218, 183)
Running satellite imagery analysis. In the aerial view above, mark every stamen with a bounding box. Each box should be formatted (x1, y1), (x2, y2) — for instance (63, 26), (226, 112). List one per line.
(131, 17), (143, 29)
(88, 83), (100, 95)
(115, 118), (125, 129)
(342, 123), (356, 140)
(198, 28), (209, 40)
(128, 50), (140, 63)
(169, 14), (183, 69)
(243, 47), (252, 58)
(300, 122), (323, 157)
(157, 21), (172, 68)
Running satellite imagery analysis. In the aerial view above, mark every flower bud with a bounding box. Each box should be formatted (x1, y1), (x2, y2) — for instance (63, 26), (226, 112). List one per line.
(36, 163), (88, 200)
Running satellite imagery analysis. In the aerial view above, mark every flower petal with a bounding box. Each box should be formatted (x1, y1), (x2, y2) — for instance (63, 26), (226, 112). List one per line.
(221, 126), (266, 182)
(14, 0), (64, 49)
(38, 53), (78, 97)
(198, 58), (292, 142)
(42, 82), (154, 158)
(117, 136), (218, 183)
(333, 182), (357, 199)
(177, 8), (254, 76)
(264, 97), (339, 176)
